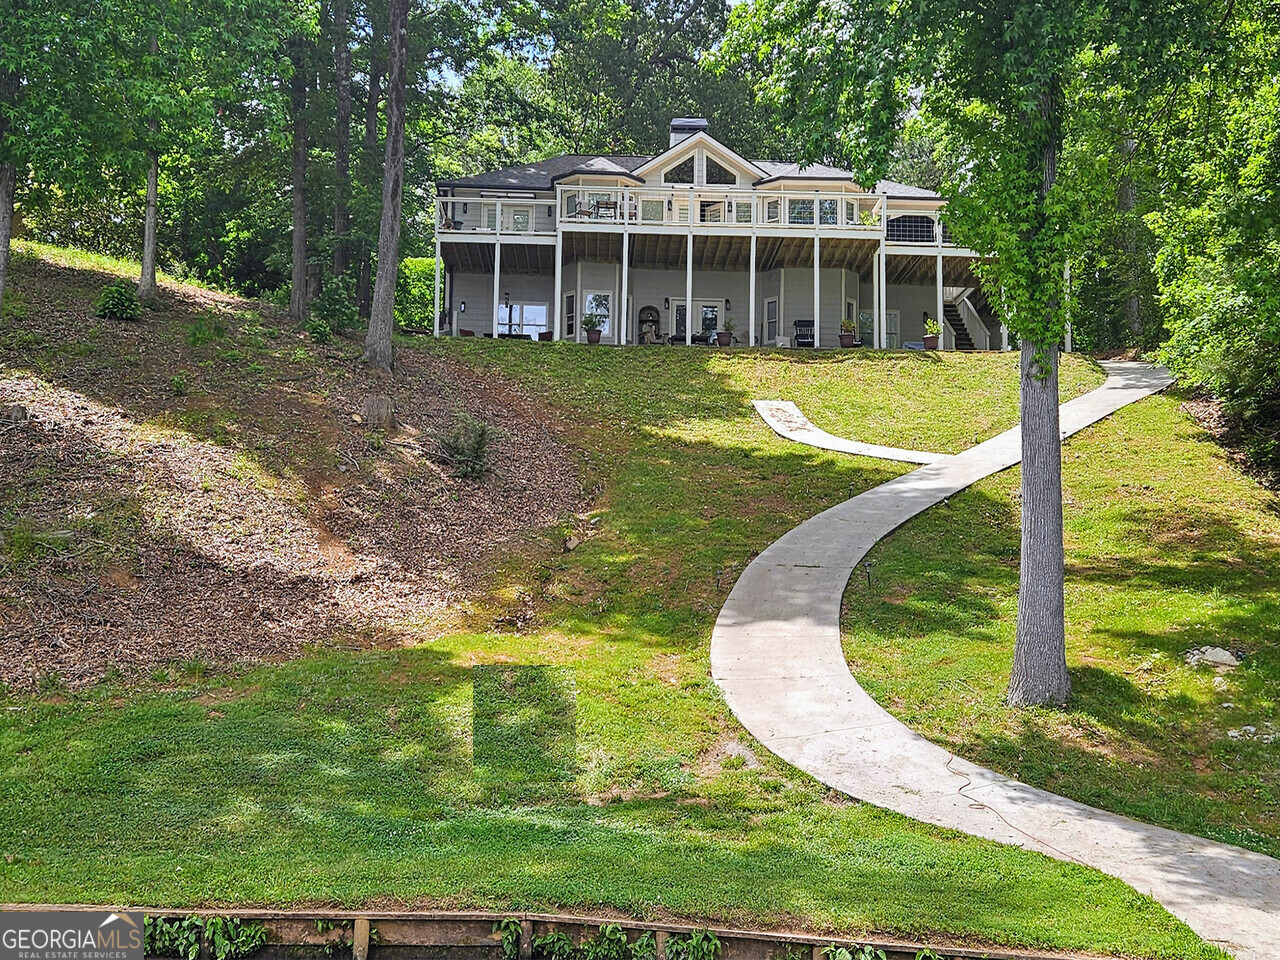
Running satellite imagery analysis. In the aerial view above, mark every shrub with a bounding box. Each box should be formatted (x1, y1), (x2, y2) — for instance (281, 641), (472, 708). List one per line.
(188, 312), (227, 347)
(395, 257), (436, 327)
(94, 279), (142, 321)
(438, 411), (501, 479)
(171, 374), (188, 396)
(309, 275), (358, 343)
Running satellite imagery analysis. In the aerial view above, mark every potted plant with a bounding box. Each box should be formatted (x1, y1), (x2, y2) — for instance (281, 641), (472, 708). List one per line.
(582, 314), (605, 344)
(716, 318), (735, 347)
(839, 317), (860, 348)
(923, 315), (941, 350)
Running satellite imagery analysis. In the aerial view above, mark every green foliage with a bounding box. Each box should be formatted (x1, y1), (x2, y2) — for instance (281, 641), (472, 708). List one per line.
(188, 312), (226, 347)
(144, 916), (265, 960)
(94, 279), (142, 322)
(437, 411), (501, 479)
(665, 931), (720, 960)
(311, 275), (358, 341)
(530, 931), (576, 960)
(628, 933), (656, 960)
(395, 257), (436, 328)
(581, 925), (628, 960)
(0, 289), (27, 322)
(171, 374), (188, 396)
(495, 918), (523, 960)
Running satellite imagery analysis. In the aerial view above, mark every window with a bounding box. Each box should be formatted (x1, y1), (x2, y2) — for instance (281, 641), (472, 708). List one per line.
(584, 290), (612, 337)
(565, 292), (576, 336)
(857, 308), (874, 345)
(734, 201), (752, 224)
(663, 156), (694, 184)
(788, 198), (814, 224)
(641, 199), (664, 223)
(766, 199), (781, 223)
(845, 199), (858, 224)
(765, 298), (779, 342)
(498, 302), (548, 339)
(819, 198), (838, 225)
(483, 204), (497, 230)
(507, 206), (532, 232)
(562, 192), (579, 217)
(705, 157), (737, 185)
(699, 200), (724, 223)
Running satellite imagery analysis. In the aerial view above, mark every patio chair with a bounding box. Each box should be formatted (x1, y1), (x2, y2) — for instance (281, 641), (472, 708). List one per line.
(793, 319), (815, 348)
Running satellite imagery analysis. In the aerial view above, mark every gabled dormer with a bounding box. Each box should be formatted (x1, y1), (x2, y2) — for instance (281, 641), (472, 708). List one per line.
(631, 121), (766, 189)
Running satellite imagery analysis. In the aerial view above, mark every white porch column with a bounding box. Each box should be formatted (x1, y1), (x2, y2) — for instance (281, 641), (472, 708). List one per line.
(936, 251), (945, 351)
(875, 239), (886, 348)
(1002, 323), (1010, 351)
(1064, 259), (1073, 352)
(576, 261), (583, 343)
(553, 232), (563, 341)
(620, 229), (630, 346)
(813, 234), (821, 348)
(433, 235), (442, 337)
(492, 242), (502, 338)
(685, 231), (693, 346)
(749, 232), (757, 346)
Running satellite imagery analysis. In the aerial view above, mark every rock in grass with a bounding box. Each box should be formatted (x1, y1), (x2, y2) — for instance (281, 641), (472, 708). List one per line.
(1185, 646), (1241, 669)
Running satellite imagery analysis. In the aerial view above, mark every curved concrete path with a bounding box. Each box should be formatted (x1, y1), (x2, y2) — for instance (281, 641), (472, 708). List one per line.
(715, 363), (1280, 959)
(752, 400), (948, 464)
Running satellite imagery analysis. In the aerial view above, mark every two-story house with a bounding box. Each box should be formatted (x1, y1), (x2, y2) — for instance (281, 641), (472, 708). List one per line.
(431, 118), (1005, 350)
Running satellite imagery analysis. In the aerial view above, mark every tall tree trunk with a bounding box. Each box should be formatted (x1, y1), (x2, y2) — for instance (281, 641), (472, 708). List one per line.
(0, 161), (15, 309)
(138, 147), (160, 300)
(361, 0), (407, 371)
(1006, 338), (1070, 706)
(356, 36), (383, 318)
(137, 35), (160, 301)
(333, 0), (352, 278)
(1118, 136), (1141, 344)
(288, 37), (310, 323)
(1008, 88), (1070, 708)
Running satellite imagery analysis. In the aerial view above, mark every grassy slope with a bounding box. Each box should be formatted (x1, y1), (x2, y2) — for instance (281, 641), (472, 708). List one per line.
(843, 391), (1280, 858)
(0, 246), (1227, 958)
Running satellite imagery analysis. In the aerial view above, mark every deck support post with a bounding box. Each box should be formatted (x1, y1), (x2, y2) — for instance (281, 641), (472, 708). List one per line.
(552, 232), (563, 341)
(748, 232), (757, 346)
(491, 239), (501, 339)
(875, 239), (886, 348)
(812, 235), (821, 348)
(936, 250), (945, 351)
(433, 236), (442, 337)
(620, 229), (629, 346)
(685, 231), (693, 346)
(1002, 323), (1010, 351)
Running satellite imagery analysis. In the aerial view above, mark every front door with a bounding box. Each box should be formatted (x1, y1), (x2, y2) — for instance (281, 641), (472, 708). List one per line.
(674, 300), (722, 339)
(885, 309), (900, 349)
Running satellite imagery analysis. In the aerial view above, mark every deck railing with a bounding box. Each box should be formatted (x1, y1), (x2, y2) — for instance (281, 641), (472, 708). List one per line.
(434, 190), (954, 243)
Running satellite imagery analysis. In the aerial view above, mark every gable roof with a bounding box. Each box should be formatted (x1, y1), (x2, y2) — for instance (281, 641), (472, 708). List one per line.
(438, 153), (940, 199)
(630, 130), (767, 182)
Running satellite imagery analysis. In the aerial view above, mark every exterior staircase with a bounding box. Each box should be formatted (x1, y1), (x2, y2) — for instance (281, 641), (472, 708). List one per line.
(943, 302), (976, 351)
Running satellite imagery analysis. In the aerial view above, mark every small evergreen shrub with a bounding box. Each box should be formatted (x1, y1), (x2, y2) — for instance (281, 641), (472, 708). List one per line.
(188, 311), (227, 346)
(438, 412), (500, 479)
(95, 279), (142, 321)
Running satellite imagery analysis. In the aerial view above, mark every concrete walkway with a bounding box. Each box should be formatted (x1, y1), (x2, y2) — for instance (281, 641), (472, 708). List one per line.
(714, 362), (1280, 959)
(752, 400), (948, 464)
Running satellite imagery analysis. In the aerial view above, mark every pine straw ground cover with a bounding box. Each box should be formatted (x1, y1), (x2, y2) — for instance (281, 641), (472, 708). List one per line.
(0, 244), (1228, 959)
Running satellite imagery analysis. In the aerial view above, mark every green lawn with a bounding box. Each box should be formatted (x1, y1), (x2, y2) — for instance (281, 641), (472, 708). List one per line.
(0, 249), (1236, 958)
(843, 392), (1280, 858)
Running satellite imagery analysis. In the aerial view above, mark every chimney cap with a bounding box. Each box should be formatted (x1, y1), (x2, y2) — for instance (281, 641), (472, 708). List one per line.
(669, 117), (709, 132)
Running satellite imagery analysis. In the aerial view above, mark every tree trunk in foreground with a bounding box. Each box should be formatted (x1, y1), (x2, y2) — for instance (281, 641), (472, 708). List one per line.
(0, 161), (15, 309)
(138, 148), (160, 300)
(361, 0), (407, 372)
(356, 38), (383, 318)
(288, 38), (310, 323)
(1007, 338), (1070, 707)
(333, 0), (352, 279)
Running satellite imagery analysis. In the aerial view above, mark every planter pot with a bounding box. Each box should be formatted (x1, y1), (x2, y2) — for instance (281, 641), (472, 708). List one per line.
(716, 331), (733, 346)
(839, 333), (859, 348)
(586, 329), (602, 344)
(922, 334), (939, 350)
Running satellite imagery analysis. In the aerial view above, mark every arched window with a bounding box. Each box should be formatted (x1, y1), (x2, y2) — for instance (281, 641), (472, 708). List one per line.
(663, 157), (694, 184)
(705, 156), (737, 185)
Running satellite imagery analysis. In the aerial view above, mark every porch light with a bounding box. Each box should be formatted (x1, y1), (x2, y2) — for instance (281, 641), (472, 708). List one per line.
(462, 203), (468, 214)
(505, 292), (511, 307)
(725, 299), (731, 312)
(459, 301), (466, 313)
(667, 197), (673, 212)
(547, 205), (555, 218)
(663, 297), (670, 310)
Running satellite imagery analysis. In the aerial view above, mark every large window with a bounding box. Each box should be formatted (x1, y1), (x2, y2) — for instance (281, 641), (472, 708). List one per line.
(584, 290), (613, 337)
(765, 298), (779, 342)
(498, 302), (549, 339)
(663, 156), (694, 184)
(705, 157), (737, 185)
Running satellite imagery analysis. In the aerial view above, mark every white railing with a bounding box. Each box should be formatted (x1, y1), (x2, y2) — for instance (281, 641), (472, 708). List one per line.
(554, 185), (885, 231)
(436, 198), (555, 236)
(957, 296), (990, 350)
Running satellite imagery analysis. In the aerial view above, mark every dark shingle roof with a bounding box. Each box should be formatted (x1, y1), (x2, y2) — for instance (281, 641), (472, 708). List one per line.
(438, 153), (940, 198)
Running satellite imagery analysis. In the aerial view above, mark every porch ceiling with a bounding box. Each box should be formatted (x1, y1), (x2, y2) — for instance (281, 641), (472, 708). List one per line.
(441, 242), (556, 275)
(567, 232), (882, 273)
(885, 253), (986, 287)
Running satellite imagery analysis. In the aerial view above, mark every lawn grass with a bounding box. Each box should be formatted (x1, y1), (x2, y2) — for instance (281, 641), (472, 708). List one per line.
(842, 392), (1280, 858)
(0, 251), (1232, 957)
